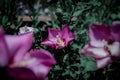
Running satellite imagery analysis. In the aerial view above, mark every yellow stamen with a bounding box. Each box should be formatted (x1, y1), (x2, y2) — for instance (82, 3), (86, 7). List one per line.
(57, 37), (65, 47)
(56, 35), (65, 47)
(19, 61), (26, 66)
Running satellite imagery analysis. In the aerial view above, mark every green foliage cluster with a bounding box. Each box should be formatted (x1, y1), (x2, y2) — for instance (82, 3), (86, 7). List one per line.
(0, 0), (120, 80)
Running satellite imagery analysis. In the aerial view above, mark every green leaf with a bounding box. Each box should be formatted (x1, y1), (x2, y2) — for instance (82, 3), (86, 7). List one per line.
(73, 10), (83, 16)
(83, 72), (90, 80)
(85, 60), (97, 71)
(63, 54), (69, 62)
(80, 56), (97, 72)
(54, 65), (61, 70)
(2, 16), (8, 26)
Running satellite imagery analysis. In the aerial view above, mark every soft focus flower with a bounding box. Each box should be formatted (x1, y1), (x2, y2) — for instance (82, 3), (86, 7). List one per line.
(0, 27), (33, 66)
(41, 24), (75, 49)
(81, 21), (120, 68)
(18, 26), (34, 34)
(10, 49), (56, 80)
(0, 27), (56, 80)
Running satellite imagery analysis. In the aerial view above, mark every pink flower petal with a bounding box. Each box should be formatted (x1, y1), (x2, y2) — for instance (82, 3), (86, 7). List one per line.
(81, 44), (109, 59)
(28, 49), (56, 78)
(41, 25), (75, 49)
(62, 24), (75, 45)
(7, 67), (40, 80)
(111, 21), (120, 41)
(11, 49), (56, 79)
(30, 49), (56, 66)
(0, 27), (9, 66)
(48, 28), (61, 39)
(41, 38), (57, 48)
(89, 24), (110, 47)
(41, 28), (61, 48)
(109, 41), (120, 57)
(96, 57), (112, 68)
(5, 33), (33, 62)
(81, 22), (120, 69)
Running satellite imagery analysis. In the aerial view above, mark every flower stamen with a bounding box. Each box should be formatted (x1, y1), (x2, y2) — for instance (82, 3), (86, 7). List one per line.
(56, 35), (65, 47)
(103, 40), (120, 55)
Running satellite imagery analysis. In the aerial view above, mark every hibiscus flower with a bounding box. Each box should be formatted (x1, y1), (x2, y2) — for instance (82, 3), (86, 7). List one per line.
(41, 24), (75, 49)
(0, 27), (56, 80)
(81, 21), (120, 68)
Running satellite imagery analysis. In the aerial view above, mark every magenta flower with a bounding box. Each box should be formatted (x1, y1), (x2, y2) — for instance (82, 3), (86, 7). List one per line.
(81, 21), (120, 68)
(9, 49), (56, 80)
(0, 27), (56, 80)
(0, 27), (33, 66)
(41, 25), (75, 49)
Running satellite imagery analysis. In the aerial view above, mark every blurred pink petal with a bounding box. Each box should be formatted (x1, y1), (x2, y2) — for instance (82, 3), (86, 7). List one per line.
(41, 24), (75, 49)
(111, 21), (120, 41)
(96, 57), (112, 68)
(11, 49), (56, 79)
(89, 24), (111, 47)
(0, 27), (9, 66)
(5, 33), (33, 62)
(0, 27), (33, 66)
(81, 44), (109, 59)
(81, 21), (120, 68)
(109, 41), (120, 57)
(7, 67), (39, 80)
(0, 27), (56, 80)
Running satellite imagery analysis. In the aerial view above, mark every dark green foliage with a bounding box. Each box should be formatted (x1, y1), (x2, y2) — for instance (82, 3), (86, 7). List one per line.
(0, 0), (120, 80)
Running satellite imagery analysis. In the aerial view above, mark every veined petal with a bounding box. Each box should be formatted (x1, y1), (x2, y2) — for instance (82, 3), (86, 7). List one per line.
(111, 21), (120, 41)
(41, 28), (61, 48)
(0, 27), (9, 66)
(41, 38), (57, 48)
(62, 24), (75, 45)
(81, 44), (109, 59)
(89, 24), (110, 47)
(48, 28), (61, 39)
(5, 33), (33, 62)
(96, 57), (112, 68)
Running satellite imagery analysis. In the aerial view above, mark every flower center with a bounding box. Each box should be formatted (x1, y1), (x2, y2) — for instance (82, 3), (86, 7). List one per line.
(56, 36), (65, 47)
(103, 40), (120, 55)
(19, 56), (37, 67)
(10, 53), (37, 67)
(19, 61), (26, 66)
